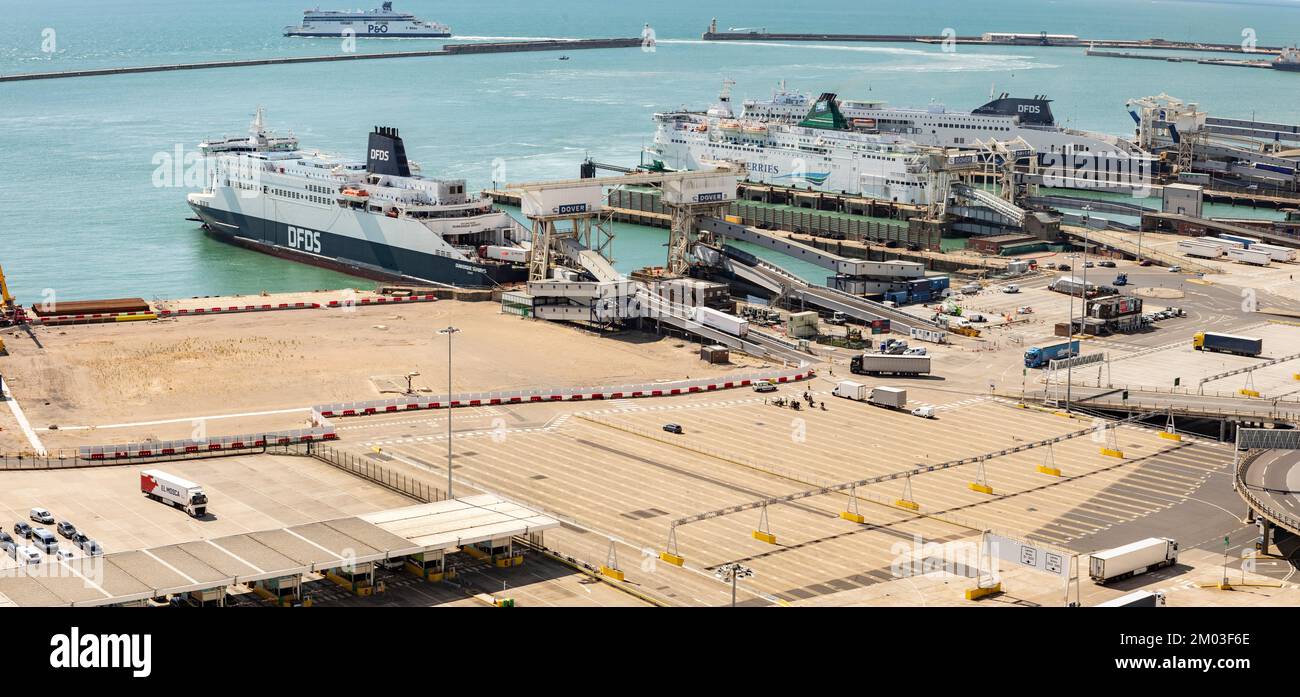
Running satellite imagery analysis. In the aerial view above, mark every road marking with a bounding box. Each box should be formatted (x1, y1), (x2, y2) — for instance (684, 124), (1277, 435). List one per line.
(37, 407), (311, 431)
(1, 376), (45, 455)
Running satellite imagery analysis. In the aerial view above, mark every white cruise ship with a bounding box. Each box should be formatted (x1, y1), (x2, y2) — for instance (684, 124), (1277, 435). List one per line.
(649, 82), (933, 205)
(284, 3), (451, 38)
(740, 83), (1153, 189)
(187, 114), (530, 287)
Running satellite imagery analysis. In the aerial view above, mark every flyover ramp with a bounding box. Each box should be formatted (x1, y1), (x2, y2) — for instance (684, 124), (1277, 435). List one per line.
(1064, 385), (1300, 421)
(718, 247), (940, 334)
(1238, 449), (1300, 537)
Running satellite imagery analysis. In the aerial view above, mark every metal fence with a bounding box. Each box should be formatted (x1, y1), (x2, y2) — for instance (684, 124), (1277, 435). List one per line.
(0, 443), (310, 471)
(1235, 448), (1300, 536)
(309, 443), (445, 503)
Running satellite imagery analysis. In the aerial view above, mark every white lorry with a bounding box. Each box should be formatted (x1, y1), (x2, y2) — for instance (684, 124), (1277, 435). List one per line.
(691, 306), (749, 338)
(1088, 537), (1178, 584)
(868, 386), (907, 410)
(831, 380), (868, 401)
(141, 469), (209, 517)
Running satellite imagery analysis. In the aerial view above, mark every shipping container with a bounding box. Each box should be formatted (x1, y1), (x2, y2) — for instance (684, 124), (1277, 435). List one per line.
(1177, 239), (1225, 259)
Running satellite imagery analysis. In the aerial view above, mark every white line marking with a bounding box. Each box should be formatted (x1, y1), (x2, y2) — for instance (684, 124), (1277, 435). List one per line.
(1, 376), (45, 455)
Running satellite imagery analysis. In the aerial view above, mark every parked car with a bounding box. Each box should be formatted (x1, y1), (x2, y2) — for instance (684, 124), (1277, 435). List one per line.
(13, 521), (33, 539)
(1099, 260), (1117, 268)
(54, 549), (76, 562)
(752, 381), (777, 393)
(30, 528), (58, 554)
(79, 539), (103, 557)
(1058, 264), (1071, 271)
(70, 531), (89, 547)
(662, 423), (684, 434)
(1084, 261), (1095, 268)
(56, 521), (77, 539)
(0, 531), (14, 554)
(1002, 284), (1020, 294)
(29, 508), (54, 525)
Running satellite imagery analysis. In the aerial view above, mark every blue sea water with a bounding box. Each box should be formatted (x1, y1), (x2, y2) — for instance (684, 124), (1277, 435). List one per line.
(4, 0), (1300, 300)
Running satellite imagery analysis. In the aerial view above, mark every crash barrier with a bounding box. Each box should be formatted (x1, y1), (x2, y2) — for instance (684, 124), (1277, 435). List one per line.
(33, 311), (158, 326)
(76, 409), (336, 461)
(157, 301), (320, 318)
(315, 367), (816, 418)
(67, 369), (813, 463)
(324, 294), (438, 308)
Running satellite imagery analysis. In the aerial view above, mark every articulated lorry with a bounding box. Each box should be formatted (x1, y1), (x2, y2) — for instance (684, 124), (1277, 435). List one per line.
(850, 353), (931, 376)
(1088, 537), (1178, 584)
(1024, 340), (1080, 369)
(141, 469), (209, 517)
(1193, 332), (1262, 357)
(1095, 590), (1167, 607)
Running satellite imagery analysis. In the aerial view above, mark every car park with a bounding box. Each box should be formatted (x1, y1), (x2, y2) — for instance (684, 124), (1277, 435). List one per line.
(56, 521), (77, 539)
(662, 423), (683, 434)
(29, 507), (54, 524)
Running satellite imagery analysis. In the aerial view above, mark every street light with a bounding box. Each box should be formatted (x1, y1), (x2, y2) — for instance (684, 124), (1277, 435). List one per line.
(714, 562), (754, 607)
(437, 326), (460, 499)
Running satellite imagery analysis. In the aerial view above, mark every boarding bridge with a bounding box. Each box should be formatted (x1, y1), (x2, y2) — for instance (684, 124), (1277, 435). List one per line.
(949, 182), (1027, 226)
(558, 237), (624, 283)
(718, 247), (939, 333)
(698, 217), (924, 278)
(1205, 116), (1300, 144)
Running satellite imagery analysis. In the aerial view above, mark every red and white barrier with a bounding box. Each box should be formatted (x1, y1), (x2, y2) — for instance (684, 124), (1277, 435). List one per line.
(325, 294), (438, 308)
(157, 302), (320, 318)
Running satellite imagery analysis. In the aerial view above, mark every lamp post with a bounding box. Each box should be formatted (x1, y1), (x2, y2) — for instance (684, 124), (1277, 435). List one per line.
(714, 562), (754, 607)
(437, 326), (460, 499)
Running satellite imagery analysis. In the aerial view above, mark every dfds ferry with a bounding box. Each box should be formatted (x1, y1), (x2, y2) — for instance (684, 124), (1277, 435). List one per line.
(187, 113), (529, 287)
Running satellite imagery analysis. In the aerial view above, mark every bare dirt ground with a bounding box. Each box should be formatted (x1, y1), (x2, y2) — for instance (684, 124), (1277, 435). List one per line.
(0, 291), (775, 451)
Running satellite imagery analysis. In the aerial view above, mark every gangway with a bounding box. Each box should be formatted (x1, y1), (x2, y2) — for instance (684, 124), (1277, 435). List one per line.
(718, 247), (939, 333)
(950, 182), (1027, 226)
(699, 217), (924, 279)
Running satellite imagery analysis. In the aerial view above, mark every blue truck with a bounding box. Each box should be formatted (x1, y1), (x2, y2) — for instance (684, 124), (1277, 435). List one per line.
(1024, 340), (1081, 369)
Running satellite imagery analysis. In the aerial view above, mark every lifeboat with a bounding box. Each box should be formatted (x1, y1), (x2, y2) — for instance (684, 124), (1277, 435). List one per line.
(741, 122), (768, 135)
(338, 187), (370, 202)
(719, 120), (742, 133)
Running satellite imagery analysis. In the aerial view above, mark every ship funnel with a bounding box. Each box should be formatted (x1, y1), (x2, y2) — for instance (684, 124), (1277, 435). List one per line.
(367, 126), (411, 177)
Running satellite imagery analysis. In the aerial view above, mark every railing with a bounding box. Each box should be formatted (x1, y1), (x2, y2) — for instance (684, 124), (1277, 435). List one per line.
(309, 443), (446, 503)
(1235, 449), (1300, 536)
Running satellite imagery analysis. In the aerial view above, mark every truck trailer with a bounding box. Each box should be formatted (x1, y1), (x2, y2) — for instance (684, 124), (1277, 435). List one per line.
(1088, 537), (1178, 584)
(141, 469), (209, 517)
(831, 380), (868, 401)
(1248, 243), (1297, 262)
(850, 353), (932, 376)
(692, 306), (749, 338)
(1226, 246), (1271, 266)
(1177, 239), (1224, 259)
(868, 386), (907, 410)
(1024, 340), (1081, 369)
(1193, 332), (1262, 357)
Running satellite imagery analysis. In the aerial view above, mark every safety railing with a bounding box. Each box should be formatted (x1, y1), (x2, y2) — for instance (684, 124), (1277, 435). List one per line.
(1235, 449), (1300, 536)
(310, 443), (446, 503)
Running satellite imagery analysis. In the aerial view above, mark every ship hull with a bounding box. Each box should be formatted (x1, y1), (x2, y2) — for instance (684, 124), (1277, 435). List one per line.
(284, 31), (451, 38)
(189, 203), (525, 288)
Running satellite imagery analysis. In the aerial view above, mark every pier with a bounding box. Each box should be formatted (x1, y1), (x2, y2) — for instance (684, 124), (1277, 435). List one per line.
(0, 37), (642, 83)
(1086, 48), (1276, 72)
(700, 20), (1284, 55)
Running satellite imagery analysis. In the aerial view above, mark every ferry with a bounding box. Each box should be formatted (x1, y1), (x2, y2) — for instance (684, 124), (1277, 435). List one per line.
(740, 82), (1154, 188)
(1273, 47), (1300, 72)
(284, 3), (451, 38)
(649, 81), (934, 205)
(187, 112), (530, 288)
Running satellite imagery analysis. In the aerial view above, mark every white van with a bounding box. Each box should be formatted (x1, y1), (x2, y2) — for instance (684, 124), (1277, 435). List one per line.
(15, 545), (41, 565)
(29, 507), (54, 524)
(30, 528), (58, 554)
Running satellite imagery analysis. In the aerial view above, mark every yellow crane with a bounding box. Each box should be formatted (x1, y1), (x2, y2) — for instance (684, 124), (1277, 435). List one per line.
(0, 265), (15, 354)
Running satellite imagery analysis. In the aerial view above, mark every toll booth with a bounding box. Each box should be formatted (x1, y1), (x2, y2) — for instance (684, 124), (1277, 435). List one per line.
(462, 536), (525, 568)
(325, 561), (377, 596)
(405, 548), (457, 582)
(188, 587), (227, 607)
(252, 575), (303, 607)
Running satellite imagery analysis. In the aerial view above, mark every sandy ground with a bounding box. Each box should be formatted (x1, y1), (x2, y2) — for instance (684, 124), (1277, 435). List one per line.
(0, 292), (774, 451)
